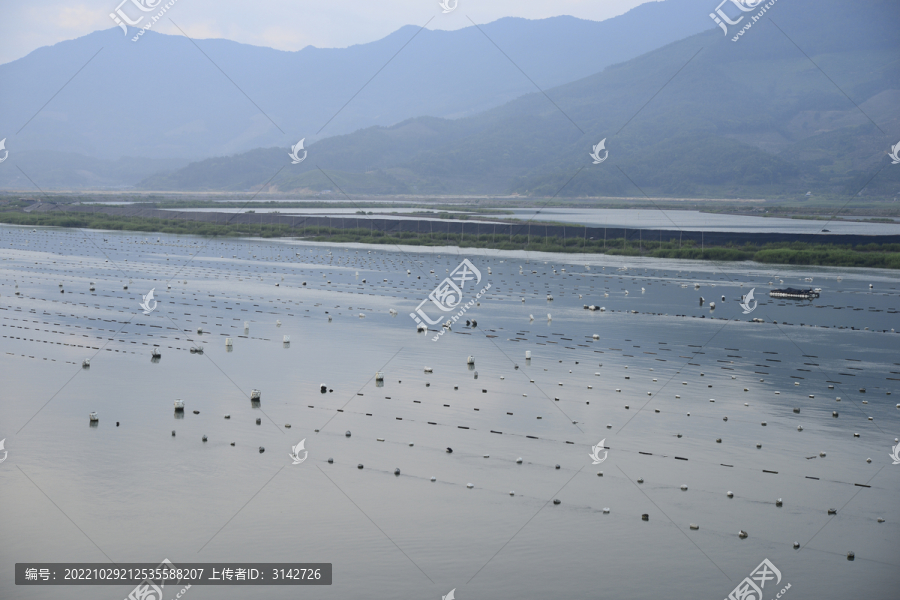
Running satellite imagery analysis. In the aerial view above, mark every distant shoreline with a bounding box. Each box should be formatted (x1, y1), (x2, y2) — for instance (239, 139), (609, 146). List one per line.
(2, 206), (898, 269)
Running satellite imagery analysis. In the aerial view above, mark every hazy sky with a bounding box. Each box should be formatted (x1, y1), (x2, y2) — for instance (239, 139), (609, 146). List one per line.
(0, 0), (657, 64)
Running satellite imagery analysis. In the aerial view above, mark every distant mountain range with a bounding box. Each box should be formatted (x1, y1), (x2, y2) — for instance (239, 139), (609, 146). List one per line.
(3, 0), (898, 199)
(136, 0), (900, 198)
(0, 0), (714, 170)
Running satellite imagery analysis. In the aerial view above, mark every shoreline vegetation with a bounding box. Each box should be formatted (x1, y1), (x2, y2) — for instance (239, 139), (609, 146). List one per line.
(2, 211), (899, 269)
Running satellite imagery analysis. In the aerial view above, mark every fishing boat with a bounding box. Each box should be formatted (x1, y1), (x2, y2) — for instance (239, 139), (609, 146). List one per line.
(174, 399), (184, 411)
(769, 287), (820, 299)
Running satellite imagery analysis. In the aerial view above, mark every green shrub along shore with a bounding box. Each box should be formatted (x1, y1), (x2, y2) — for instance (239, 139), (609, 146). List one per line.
(2, 211), (898, 269)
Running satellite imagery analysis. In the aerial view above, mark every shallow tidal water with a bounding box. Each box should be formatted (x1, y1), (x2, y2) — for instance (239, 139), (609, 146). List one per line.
(1, 224), (898, 599)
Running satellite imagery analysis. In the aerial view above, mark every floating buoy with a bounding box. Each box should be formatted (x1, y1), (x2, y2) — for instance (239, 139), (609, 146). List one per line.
(793, 542), (800, 549)
(172, 430), (175, 436)
(321, 384), (327, 393)
(259, 446), (265, 453)
(345, 431), (351, 437)
(431, 476), (436, 482)
(357, 464), (363, 469)
(202, 435), (207, 442)
(394, 468), (400, 476)
(516, 457), (523, 464)
(727, 491), (734, 498)
(327, 458), (333, 464)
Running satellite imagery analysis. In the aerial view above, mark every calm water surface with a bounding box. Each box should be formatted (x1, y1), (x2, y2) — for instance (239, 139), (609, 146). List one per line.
(1, 225), (898, 599)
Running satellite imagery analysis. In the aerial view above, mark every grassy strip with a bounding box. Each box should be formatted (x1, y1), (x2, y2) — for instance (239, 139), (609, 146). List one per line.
(2, 211), (899, 268)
